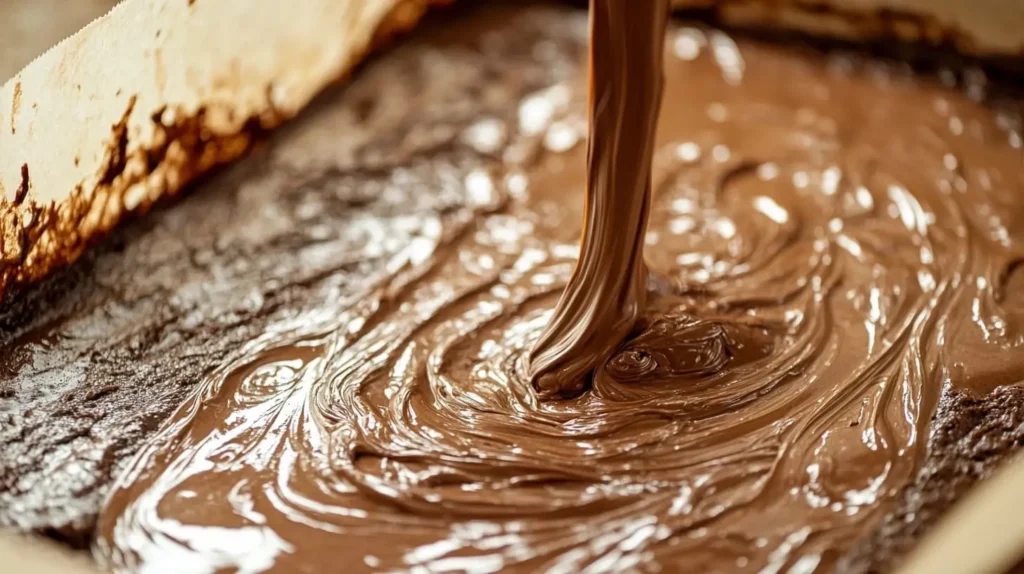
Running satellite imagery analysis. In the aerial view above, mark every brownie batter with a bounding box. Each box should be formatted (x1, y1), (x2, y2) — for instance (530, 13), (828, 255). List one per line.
(0, 3), (1022, 573)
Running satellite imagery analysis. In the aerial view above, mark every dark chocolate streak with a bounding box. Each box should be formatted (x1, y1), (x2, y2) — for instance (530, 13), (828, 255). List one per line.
(0, 4), (1022, 573)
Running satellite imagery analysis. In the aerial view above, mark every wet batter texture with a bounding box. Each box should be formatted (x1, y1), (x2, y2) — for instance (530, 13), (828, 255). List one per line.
(1, 3), (1023, 573)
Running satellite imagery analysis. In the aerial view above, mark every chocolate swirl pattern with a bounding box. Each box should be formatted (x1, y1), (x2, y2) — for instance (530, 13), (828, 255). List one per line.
(94, 4), (1024, 573)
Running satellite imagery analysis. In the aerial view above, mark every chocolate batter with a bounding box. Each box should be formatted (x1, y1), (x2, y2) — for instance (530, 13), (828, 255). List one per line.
(0, 3), (1022, 573)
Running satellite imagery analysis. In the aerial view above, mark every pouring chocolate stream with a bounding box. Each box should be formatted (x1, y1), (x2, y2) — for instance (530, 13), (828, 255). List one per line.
(85, 2), (1024, 572)
(529, 0), (669, 398)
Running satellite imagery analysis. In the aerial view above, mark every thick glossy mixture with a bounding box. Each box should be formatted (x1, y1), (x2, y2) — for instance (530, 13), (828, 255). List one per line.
(94, 4), (1024, 573)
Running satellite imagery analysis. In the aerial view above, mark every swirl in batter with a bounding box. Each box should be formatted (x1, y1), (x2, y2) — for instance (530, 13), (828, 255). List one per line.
(94, 3), (1024, 573)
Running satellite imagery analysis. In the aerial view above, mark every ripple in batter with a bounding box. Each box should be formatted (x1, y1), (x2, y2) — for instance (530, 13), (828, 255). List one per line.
(94, 4), (1024, 573)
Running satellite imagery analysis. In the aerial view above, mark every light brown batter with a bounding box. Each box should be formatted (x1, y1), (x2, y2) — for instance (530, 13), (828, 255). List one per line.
(92, 4), (1024, 573)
